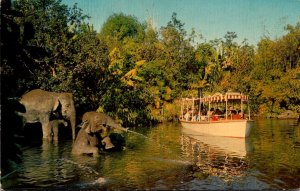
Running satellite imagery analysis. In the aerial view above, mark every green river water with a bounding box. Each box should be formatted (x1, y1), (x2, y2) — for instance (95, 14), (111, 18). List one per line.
(1, 118), (300, 190)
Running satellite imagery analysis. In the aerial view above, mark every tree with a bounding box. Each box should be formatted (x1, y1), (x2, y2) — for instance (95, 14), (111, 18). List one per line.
(248, 22), (300, 115)
(13, 0), (89, 93)
(1, 0), (35, 97)
(160, 12), (195, 91)
(194, 42), (221, 91)
(100, 13), (145, 42)
(71, 24), (110, 113)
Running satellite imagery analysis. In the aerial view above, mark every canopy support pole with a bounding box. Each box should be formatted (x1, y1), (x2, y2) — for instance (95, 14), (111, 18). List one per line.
(248, 100), (251, 120)
(181, 98), (184, 119)
(199, 98), (201, 121)
(192, 98), (195, 121)
(225, 95), (228, 120)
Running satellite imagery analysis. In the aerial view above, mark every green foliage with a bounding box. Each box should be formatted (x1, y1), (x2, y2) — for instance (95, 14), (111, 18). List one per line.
(12, 0), (89, 92)
(3, 0), (299, 128)
(100, 13), (145, 41)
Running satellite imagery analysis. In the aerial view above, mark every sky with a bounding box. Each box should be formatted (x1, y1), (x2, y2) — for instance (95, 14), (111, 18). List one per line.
(62, 0), (300, 46)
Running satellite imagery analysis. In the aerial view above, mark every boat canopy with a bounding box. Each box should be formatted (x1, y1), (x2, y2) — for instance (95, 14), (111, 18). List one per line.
(180, 92), (251, 121)
(182, 92), (248, 103)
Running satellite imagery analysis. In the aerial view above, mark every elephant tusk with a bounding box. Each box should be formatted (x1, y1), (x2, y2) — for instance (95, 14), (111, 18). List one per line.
(78, 120), (88, 128)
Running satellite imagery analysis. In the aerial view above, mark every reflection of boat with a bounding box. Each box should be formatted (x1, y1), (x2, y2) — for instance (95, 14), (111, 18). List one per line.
(180, 92), (253, 138)
(182, 128), (252, 157)
(181, 131), (250, 179)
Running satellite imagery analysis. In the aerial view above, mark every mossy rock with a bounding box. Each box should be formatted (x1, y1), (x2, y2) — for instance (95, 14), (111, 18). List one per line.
(277, 110), (299, 119)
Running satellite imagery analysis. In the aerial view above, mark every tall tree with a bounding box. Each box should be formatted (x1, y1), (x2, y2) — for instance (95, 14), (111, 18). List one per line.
(13, 0), (88, 92)
(100, 13), (145, 42)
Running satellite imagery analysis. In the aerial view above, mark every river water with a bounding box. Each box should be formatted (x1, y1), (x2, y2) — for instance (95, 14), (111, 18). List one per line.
(1, 118), (300, 190)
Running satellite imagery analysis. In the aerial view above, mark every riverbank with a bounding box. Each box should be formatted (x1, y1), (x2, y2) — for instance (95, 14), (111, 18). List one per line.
(256, 110), (300, 120)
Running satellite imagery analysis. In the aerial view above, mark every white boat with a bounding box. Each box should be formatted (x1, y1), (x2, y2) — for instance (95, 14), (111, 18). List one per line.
(180, 92), (253, 138)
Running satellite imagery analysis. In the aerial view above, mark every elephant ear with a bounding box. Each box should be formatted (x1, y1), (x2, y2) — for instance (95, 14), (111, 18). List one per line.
(53, 98), (60, 111)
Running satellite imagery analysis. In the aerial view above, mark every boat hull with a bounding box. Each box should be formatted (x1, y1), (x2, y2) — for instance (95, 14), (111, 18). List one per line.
(180, 119), (253, 138)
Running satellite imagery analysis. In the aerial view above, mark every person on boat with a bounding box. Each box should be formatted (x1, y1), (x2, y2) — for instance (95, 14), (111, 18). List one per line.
(230, 110), (241, 120)
(208, 108), (219, 121)
(200, 111), (207, 121)
(193, 111), (199, 121)
(207, 108), (214, 117)
(215, 108), (223, 118)
(212, 109), (219, 121)
(228, 106), (234, 115)
(227, 106), (236, 119)
(238, 110), (244, 119)
(184, 110), (191, 121)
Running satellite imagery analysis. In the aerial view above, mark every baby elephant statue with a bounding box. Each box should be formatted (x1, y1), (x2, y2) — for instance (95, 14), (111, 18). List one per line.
(71, 121), (101, 156)
(47, 119), (68, 142)
(71, 111), (128, 156)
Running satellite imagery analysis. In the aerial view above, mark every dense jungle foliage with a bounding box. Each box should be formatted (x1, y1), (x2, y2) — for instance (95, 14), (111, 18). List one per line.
(1, 0), (300, 127)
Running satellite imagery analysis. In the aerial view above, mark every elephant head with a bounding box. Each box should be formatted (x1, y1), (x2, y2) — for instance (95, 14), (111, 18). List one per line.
(80, 111), (127, 150)
(81, 112), (107, 134)
(81, 111), (128, 134)
(53, 93), (76, 139)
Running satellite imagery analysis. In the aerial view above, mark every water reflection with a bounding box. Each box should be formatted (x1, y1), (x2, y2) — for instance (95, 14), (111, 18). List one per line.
(181, 132), (249, 179)
(1, 119), (300, 190)
(179, 131), (282, 190)
(247, 119), (300, 189)
(2, 140), (103, 189)
(180, 119), (300, 189)
(182, 128), (253, 158)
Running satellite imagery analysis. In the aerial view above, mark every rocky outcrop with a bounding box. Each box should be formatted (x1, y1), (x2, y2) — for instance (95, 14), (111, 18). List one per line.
(277, 110), (299, 119)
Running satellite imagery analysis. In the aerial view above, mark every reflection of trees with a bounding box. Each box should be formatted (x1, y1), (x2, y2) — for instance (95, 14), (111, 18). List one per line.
(248, 119), (300, 188)
(181, 135), (249, 181)
(98, 123), (189, 189)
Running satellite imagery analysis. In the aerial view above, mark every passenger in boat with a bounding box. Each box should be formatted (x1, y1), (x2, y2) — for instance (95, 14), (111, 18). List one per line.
(193, 112), (199, 121)
(211, 109), (218, 121)
(230, 110), (236, 116)
(207, 108), (214, 117)
(211, 115), (218, 121)
(208, 108), (219, 121)
(238, 110), (244, 119)
(231, 110), (241, 120)
(215, 108), (223, 118)
(228, 106), (234, 115)
(200, 111), (207, 121)
(184, 110), (191, 121)
(227, 106), (236, 119)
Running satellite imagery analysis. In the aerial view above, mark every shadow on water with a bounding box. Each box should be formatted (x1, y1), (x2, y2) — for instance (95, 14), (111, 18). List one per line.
(1, 119), (300, 190)
(23, 122), (72, 146)
(23, 123), (43, 146)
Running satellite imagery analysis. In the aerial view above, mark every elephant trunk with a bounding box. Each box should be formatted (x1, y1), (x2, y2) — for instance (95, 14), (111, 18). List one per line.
(106, 118), (128, 132)
(112, 125), (128, 132)
(70, 114), (76, 140)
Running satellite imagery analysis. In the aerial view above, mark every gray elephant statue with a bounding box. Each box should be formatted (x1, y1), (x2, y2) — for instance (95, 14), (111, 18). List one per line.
(19, 89), (76, 140)
(71, 120), (102, 156)
(47, 119), (68, 142)
(71, 111), (128, 156)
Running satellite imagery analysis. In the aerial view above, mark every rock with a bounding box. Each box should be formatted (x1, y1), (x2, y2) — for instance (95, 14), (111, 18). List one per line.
(277, 110), (299, 119)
